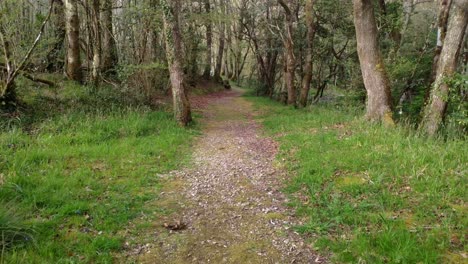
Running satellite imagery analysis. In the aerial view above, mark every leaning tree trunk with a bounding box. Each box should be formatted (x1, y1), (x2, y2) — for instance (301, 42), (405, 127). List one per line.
(420, 0), (467, 136)
(203, 0), (213, 79)
(64, 0), (82, 82)
(0, 26), (17, 110)
(353, 0), (394, 124)
(101, 0), (118, 74)
(278, 0), (296, 106)
(299, 0), (316, 108)
(162, 0), (192, 126)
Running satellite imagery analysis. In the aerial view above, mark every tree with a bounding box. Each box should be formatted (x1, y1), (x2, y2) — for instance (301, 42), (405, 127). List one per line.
(1, 1), (55, 110)
(91, 0), (102, 87)
(213, 0), (225, 83)
(101, 0), (118, 74)
(420, 0), (467, 136)
(203, 0), (212, 79)
(64, 0), (83, 82)
(162, 0), (192, 126)
(299, 0), (316, 108)
(278, 0), (296, 106)
(353, 0), (394, 124)
(46, 0), (66, 72)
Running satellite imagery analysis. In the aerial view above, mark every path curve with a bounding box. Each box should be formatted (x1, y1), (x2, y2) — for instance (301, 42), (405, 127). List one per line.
(138, 88), (324, 263)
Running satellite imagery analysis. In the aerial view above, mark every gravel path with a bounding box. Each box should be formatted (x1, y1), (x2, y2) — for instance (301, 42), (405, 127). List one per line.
(137, 88), (324, 263)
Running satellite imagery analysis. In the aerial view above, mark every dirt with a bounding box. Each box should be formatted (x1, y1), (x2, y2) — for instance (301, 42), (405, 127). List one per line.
(125, 88), (325, 264)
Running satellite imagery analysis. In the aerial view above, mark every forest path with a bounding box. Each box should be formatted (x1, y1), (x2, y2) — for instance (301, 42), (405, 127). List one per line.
(136, 88), (323, 263)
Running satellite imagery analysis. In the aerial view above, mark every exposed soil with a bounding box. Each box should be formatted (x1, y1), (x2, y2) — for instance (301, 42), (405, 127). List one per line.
(127, 88), (324, 263)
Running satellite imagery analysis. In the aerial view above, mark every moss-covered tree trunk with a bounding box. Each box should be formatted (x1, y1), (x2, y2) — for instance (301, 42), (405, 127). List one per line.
(421, 0), (467, 136)
(162, 0), (192, 126)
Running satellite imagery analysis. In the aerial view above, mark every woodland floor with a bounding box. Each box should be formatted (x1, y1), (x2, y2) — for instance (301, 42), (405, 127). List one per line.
(127, 88), (324, 263)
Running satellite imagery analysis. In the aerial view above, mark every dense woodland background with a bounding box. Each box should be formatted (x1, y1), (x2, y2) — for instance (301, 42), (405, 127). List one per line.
(0, 0), (466, 132)
(0, 0), (467, 263)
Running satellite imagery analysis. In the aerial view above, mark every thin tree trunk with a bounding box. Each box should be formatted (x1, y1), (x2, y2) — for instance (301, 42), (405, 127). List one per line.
(214, 0), (225, 83)
(162, 0), (192, 126)
(91, 0), (101, 87)
(421, 0), (467, 135)
(101, 0), (118, 74)
(46, 0), (66, 72)
(353, 0), (394, 124)
(278, 0), (296, 106)
(280, 53), (288, 104)
(214, 19), (225, 82)
(64, 0), (83, 82)
(203, 0), (212, 79)
(299, 0), (316, 108)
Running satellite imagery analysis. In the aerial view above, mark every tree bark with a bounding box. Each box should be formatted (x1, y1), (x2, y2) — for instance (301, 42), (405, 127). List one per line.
(278, 0), (296, 106)
(421, 0), (467, 136)
(91, 0), (101, 87)
(353, 0), (394, 124)
(101, 0), (118, 74)
(203, 0), (212, 79)
(64, 0), (83, 82)
(299, 0), (316, 108)
(214, 0), (225, 83)
(46, 0), (66, 72)
(162, 0), (192, 126)
(430, 0), (453, 84)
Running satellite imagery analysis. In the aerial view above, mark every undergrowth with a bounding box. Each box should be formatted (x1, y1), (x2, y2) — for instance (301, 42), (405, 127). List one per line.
(248, 96), (467, 264)
(0, 81), (197, 262)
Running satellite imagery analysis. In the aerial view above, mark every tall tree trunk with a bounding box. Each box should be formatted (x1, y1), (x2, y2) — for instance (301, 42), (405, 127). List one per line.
(224, 18), (233, 79)
(101, 0), (118, 74)
(278, 0), (296, 106)
(214, 0), (225, 83)
(91, 0), (101, 87)
(299, 0), (316, 108)
(64, 0), (83, 82)
(203, 0), (212, 79)
(421, 0), (467, 136)
(431, 0), (453, 81)
(353, 0), (394, 124)
(162, 0), (192, 126)
(46, 0), (66, 72)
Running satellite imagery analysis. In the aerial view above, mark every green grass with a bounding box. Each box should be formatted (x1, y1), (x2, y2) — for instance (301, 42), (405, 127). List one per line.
(0, 82), (197, 263)
(247, 96), (467, 263)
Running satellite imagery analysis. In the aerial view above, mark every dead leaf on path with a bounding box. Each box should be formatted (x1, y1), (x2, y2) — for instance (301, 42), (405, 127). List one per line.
(163, 220), (187, 231)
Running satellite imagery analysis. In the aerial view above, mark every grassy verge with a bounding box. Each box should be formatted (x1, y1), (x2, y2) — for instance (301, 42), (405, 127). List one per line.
(0, 82), (197, 262)
(248, 96), (467, 263)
